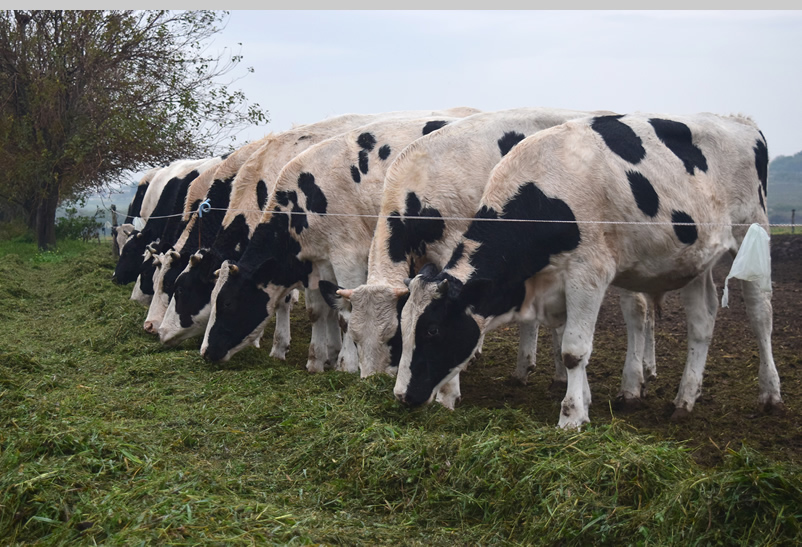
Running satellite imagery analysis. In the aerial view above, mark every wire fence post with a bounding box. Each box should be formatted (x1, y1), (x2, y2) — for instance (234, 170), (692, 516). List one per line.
(792, 209), (796, 235)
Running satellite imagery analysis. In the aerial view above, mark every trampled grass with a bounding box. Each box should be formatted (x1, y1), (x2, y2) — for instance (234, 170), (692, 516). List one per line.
(1, 241), (801, 545)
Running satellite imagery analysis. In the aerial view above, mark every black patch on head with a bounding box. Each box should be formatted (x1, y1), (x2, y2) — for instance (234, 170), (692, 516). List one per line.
(162, 252), (191, 299)
(203, 262), (272, 362)
(257, 180), (269, 210)
(386, 192), (445, 264)
(463, 182), (581, 317)
(498, 131), (526, 157)
(758, 184), (766, 212)
(285, 293), (293, 304)
(626, 171), (660, 217)
(297, 172), (327, 215)
(671, 210), (698, 245)
(359, 150), (369, 175)
(161, 170), (201, 249)
(754, 138), (769, 196)
(387, 293), (408, 371)
(591, 115), (645, 165)
(357, 132), (376, 151)
(351, 165), (361, 183)
(648, 118), (708, 175)
(113, 230), (148, 285)
(402, 286), (481, 407)
(378, 144), (391, 160)
(174, 250), (221, 329)
(422, 120), (448, 135)
(139, 258), (157, 296)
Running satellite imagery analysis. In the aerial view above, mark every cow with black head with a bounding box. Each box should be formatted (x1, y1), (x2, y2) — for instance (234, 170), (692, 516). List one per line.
(395, 112), (782, 429)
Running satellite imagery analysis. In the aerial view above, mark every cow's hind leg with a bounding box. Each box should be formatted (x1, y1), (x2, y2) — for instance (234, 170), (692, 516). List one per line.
(270, 289), (298, 360)
(614, 290), (649, 410)
(741, 278), (784, 413)
(511, 319), (538, 384)
(672, 269), (717, 420)
(558, 282), (608, 429)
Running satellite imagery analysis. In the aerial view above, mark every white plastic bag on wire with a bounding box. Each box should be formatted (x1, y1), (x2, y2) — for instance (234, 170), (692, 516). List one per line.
(721, 223), (772, 308)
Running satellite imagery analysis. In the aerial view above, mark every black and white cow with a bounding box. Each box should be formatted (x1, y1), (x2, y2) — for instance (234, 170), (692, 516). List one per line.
(157, 110), (478, 354)
(113, 157), (222, 306)
(113, 167), (164, 258)
(143, 141), (265, 335)
(200, 115), (466, 369)
(319, 107), (657, 409)
(394, 112), (783, 429)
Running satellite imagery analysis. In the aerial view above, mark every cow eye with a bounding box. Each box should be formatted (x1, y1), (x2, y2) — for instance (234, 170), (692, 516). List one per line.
(426, 324), (439, 338)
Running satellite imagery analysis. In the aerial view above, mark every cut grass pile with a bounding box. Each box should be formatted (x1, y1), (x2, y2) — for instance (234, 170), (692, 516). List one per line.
(1, 241), (801, 545)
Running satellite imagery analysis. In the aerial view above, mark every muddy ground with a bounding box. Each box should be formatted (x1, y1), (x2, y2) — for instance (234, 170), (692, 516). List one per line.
(451, 234), (802, 466)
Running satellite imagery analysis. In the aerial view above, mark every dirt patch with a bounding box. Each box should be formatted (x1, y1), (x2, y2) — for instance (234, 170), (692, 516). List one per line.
(457, 234), (802, 467)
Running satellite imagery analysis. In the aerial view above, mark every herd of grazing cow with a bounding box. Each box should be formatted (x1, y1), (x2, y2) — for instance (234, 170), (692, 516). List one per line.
(111, 106), (783, 429)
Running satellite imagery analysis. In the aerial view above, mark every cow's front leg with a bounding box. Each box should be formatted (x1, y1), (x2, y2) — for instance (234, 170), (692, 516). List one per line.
(305, 288), (334, 373)
(270, 289), (298, 360)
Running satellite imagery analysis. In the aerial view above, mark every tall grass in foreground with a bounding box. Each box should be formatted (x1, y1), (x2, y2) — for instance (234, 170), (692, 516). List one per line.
(1, 242), (801, 545)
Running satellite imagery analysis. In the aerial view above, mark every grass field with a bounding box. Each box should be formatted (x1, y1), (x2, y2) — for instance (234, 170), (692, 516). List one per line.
(1, 241), (801, 545)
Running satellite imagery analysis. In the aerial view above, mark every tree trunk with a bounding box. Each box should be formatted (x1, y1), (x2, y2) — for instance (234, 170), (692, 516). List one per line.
(35, 185), (59, 250)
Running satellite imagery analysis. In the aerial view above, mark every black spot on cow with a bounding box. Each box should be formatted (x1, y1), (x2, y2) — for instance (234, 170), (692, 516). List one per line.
(387, 294), (408, 371)
(174, 250), (221, 329)
(444, 243), (465, 271)
(359, 150), (369, 175)
(220, 152), (231, 160)
(649, 118), (708, 175)
(139, 258), (157, 296)
(671, 210), (698, 245)
(463, 182), (581, 317)
(379, 144), (391, 160)
(591, 115), (645, 165)
(357, 132), (376, 151)
(627, 171), (660, 217)
(422, 120), (448, 136)
(386, 192), (446, 264)
(213, 214), (250, 262)
(162, 252), (191, 299)
(350, 165), (361, 183)
(274, 190), (308, 235)
(298, 135), (311, 141)
(498, 131), (526, 157)
(297, 172), (327, 215)
(125, 183), (150, 224)
(257, 180), (269, 210)
(758, 184), (766, 213)
(754, 138), (769, 196)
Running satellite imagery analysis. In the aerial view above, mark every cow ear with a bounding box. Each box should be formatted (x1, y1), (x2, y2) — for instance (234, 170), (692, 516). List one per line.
(319, 280), (351, 312)
(457, 278), (494, 310)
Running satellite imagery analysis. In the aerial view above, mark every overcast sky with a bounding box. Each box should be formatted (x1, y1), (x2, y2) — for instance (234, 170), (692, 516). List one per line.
(209, 10), (801, 159)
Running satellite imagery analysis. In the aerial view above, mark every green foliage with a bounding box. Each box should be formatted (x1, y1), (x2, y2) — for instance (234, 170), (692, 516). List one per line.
(54, 207), (102, 241)
(0, 243), (801, 545)
(0, 10), (268, 249)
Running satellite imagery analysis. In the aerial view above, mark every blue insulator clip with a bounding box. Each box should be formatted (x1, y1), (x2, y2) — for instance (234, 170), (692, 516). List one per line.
(198, 199), (211, 217)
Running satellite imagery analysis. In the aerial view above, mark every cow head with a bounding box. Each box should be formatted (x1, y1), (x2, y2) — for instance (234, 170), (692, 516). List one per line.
(319, 281), (409, 377)
(393, 264), (490, 407)
(159, 250), (221, 346)
(144, 249), (188, 335)
(112, 230), (149, 285)
(200, 259), (281, 362)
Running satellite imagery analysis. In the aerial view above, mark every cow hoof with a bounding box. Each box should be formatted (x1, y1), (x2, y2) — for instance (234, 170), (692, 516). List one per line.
(761, 400), (786, 416)
(549, 379), (568, 393)
(670, 407), (692, 422)
(305, 360), (325, 374)
(612, 395), (643, 412)
(270, 347), (288, 361)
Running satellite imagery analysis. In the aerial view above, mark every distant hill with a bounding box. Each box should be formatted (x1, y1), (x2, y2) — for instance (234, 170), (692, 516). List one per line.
(767, 150), (802, 225)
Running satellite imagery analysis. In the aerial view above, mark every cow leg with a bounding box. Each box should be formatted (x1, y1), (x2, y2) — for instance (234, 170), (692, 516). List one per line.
(643, 298), (657, 382)
(672, 269), (717, 420)
(324, 304), (343, 370)
(740, 278), (783, 413)
(327, 263), (367, 375)
(512, 320), (538, 384)
(558, 283), (608, 429)
(550, 326), (567, 391)
(435, 373), (462, 410)
(304, 288), (335, 373)
(615, 290), (648, 409)
(270, 289), (298, 361)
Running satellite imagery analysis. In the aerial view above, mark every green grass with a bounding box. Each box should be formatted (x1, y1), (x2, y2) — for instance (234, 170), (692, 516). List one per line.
(1, 241), (801, 545)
